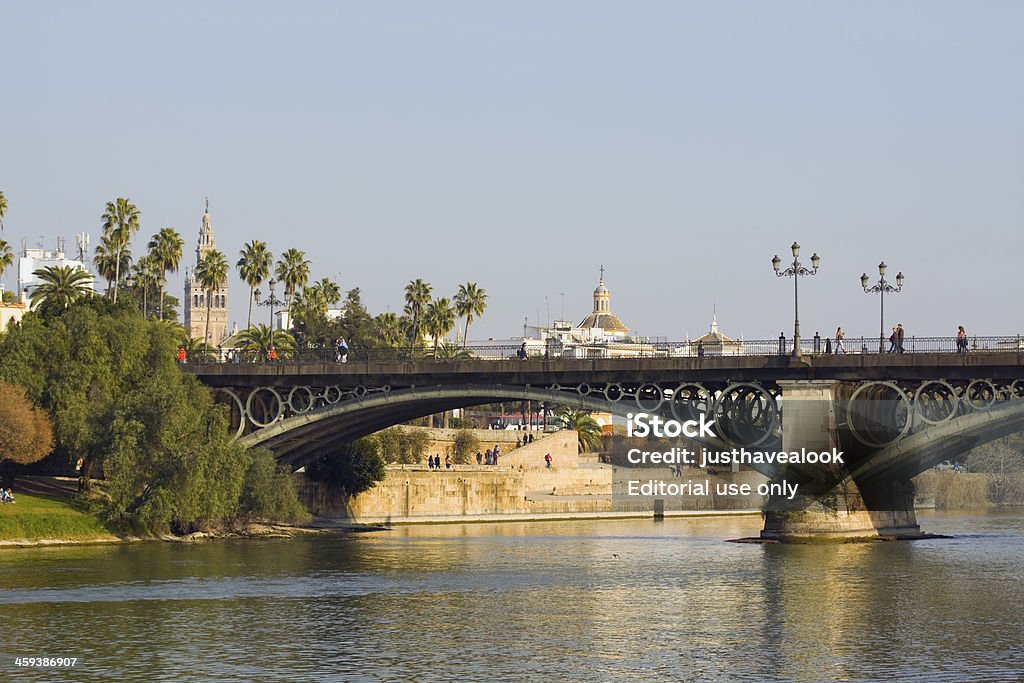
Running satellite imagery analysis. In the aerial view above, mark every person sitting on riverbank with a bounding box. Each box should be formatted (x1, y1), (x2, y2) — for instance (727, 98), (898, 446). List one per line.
(1, 488), (14, 503)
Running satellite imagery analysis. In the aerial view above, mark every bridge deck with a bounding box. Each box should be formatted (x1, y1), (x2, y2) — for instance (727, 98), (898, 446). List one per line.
(183, 351), (1024, 388)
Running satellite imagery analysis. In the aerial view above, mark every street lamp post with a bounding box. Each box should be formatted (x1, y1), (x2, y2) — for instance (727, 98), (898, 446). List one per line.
(861, 262), (904, 353)
(254, 278), (286, 331)
(772, 242), (820, 358)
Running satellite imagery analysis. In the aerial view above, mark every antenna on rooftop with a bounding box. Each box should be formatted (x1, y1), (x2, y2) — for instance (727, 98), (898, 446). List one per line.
(76, 233), (90, 262)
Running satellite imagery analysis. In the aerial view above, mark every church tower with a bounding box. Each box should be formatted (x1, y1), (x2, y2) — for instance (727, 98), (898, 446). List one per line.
(184, 199), (229, 344)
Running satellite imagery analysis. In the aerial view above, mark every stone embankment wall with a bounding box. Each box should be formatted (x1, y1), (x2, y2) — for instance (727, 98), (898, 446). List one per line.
(296, 429), (767, 523)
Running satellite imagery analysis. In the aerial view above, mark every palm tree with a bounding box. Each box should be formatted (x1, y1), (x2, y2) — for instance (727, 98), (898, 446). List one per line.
(147, 227), (184, 320)
(179, 335), (214, 363)
(403, 279), (432, 344)
(558, 409), (604, 453)
(93, 234), (132, 295)
(236, 240), (273, 329)
(290, 286), (328, 326)
(100, 198), (141, 303)
(435, 341), (474, 361)
(236, 324), (296, 362)
(314, 277), (341, 305)
(454, 282), (488, 346)
(30, 265), (92, 310)
(0, 191), (7, 231)
(194, 249), (229, 348)
(374, 312), (404, 348)
(274, 248), (310, 307)
(130, 255), (161, 317)
(424, 297), (455, 358)
(0, 238), (12, 281)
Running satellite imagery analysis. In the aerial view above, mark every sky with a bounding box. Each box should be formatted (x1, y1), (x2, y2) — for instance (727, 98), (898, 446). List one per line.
(2, 1), (1022, 342)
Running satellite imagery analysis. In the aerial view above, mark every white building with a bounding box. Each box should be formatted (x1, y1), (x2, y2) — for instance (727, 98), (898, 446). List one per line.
(17, 238), (95, 305)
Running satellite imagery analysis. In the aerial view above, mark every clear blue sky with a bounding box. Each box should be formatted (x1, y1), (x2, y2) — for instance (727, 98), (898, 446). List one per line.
(2, 1), (1022, 340)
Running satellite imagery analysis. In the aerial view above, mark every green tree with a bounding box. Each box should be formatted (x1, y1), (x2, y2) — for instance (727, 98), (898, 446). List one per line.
(0, 190), (6, 231)
(29, 265), (93, 311)
(236, 240), (273, 329)
(435, 341), (473, 360)
(274, 248), (310, 307)
(306, 437), (386, 496)
(454, 282), (488, 346)
(373, 312), (404, 348)
(403, 278), (432, 344)
(238, 448), (310, 522)
(0, 301), (308, 531)
(194, 249), (229, 348)
(450, 429), (480, 465)
(314, 277), (342, 305)
(424, 297), (455, 358)
(100, 197), (141, 303)
(558, 408), (603, 453)
(0, 382), (53, 468)
(147, 227), (184, 320)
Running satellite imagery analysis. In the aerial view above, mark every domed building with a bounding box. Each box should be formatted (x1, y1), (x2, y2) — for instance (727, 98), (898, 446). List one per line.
(578, 266), (628, 336)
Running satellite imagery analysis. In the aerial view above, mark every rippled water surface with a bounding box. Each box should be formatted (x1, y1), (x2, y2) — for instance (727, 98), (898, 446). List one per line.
(2, 510), (1023, 682)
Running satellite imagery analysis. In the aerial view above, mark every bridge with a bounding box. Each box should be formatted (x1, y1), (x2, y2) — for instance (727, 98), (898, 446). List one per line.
(183, 348), (1024, 541)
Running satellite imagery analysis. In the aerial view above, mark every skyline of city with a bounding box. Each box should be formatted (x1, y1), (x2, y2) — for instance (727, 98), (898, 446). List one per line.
(2, 2), (1022, 339)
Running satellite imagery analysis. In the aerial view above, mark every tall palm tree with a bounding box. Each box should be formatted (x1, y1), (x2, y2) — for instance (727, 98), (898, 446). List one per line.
(558, 409), (604, 453)
(147, 227), (184, 320)
(29, 265), (92, 310)
(93, 234), (132, 295)
(290, 286), (328, 326)
(403, 278), (432, 344)
(0, 191), (7, 231)
(0, 238), (12, 281)
(100, 198), (141, 303)
(454, 282), (488, 346)
(274, 248), (311, 307)
(236, 240), (273, 329)
(424, 297), (455, 358)
(194, 249), (229, 348)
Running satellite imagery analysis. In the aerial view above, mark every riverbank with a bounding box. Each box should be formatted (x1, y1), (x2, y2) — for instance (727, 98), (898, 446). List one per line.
(0, 490), (122, 547)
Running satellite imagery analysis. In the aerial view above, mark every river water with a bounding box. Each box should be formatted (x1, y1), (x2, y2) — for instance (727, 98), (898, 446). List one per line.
(1, 510), (1023, 682)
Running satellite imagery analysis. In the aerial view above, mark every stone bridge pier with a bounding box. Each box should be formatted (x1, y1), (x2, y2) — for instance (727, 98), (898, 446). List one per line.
(760, 380), (922, 541)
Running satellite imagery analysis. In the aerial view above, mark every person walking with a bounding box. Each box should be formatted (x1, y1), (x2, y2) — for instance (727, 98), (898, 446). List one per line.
(177, 346), (187, 364)
(338, 337), (349, 363)
(957, 325), (968, 353)
(544, 453), (552, 469)
(834, 327), (846, 354)
(896, 323), (906, 354)
(888, 326), (899, 353)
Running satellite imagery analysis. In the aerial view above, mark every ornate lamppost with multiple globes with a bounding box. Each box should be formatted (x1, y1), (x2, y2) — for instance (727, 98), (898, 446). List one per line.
(861, 262), (904, 353)
(254, 278), (286, 331)
(772, 242), (820, 358)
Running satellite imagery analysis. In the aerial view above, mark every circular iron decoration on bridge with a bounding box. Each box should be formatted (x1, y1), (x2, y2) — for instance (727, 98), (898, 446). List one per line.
(669, 383), (712, 424)
(634, 383), (664, 412)
(576, 383), (592, 397)
(287, 386), (316, 414)
(212, 388), (246, 439)
(847, 381), (912, 449)
(713, 382), (780, 448)
(354, 385), (368, 398)
(1009, 380), (1024, 400)
(965, 379), (997, 411)
(603, 383), (625, 402)
(912, 380), (960, 425)
(245, 387), (284, 428)
(323, 386), (343, 404)
(547, 384), (561, 393)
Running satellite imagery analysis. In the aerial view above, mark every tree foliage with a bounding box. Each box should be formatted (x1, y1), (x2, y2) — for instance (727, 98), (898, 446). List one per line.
(306, 437), (386, 495)
(558, 408), (604, 453)
(376, 427), (430, 464)
(450, 429), (480, 465)
(0, 382), (54, 467)
(0, 299), (308, 533)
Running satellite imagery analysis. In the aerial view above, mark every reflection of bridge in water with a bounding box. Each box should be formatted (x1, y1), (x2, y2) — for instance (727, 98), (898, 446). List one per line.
(184, 351), (1024, 541)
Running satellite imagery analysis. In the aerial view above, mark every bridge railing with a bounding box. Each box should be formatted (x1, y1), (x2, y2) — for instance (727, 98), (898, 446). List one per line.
(187, 335), (1024, 365)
